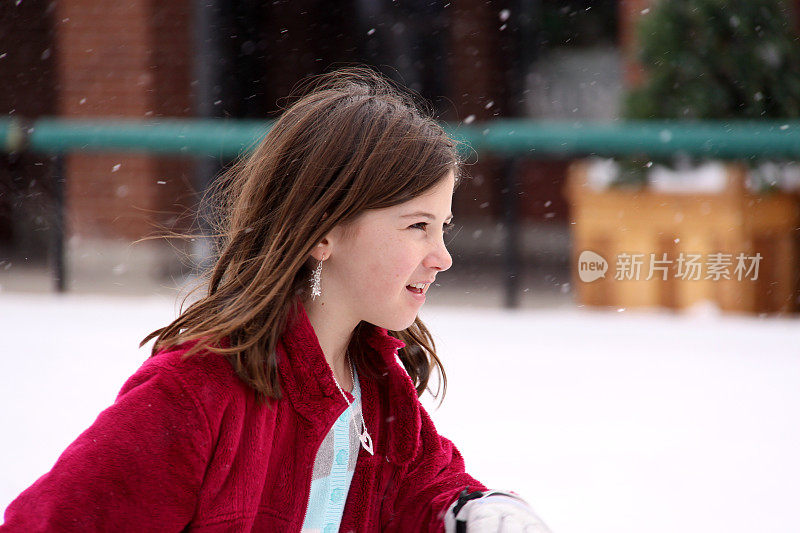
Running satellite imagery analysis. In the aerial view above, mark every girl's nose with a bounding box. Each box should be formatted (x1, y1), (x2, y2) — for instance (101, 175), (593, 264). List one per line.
(426, 239), (452, 272)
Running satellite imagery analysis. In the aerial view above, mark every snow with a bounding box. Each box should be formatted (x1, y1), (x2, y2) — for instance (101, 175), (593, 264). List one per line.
(585, 157), (800, 193)
(648, 160), (728, 193)
(585, 156), (619, 190)
(2, 293), (799, 532)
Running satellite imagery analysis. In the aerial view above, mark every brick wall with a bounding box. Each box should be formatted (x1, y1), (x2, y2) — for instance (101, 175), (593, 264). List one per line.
(55, 0), (194, 245)
(447, 0), (513, 222)
(618, 0), (651, 89)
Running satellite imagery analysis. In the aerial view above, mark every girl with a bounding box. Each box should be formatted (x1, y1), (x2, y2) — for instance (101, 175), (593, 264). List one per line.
(1, 67), (551, 532)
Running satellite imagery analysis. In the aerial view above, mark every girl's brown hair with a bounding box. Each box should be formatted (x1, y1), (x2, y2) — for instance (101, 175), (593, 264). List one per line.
(140, 66), (464, 405)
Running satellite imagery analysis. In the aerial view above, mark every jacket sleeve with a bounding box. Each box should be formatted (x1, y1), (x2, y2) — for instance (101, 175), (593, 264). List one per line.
(1, 358), (212, 532)
(382, 402), (488, 532)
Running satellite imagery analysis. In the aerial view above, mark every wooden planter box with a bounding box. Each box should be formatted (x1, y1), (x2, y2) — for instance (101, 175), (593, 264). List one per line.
(565, 160), (800, 314)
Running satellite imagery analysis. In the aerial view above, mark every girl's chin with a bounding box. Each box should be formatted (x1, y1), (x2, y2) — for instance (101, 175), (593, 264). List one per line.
(374, 311), (418, 333)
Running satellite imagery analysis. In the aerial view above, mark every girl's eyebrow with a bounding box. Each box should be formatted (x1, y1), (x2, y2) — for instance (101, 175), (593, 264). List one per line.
(401, 211), (454, 222)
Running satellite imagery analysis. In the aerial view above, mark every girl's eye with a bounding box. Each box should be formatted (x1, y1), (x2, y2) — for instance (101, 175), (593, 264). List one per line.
(410, 222), (455, 233)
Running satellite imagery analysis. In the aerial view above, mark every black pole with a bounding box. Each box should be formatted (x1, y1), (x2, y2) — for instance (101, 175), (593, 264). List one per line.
(192, 0), (227, 273)
(50, 153), (66, 293)
(501, 158), (522, 309)
(498, 0), (540, 309)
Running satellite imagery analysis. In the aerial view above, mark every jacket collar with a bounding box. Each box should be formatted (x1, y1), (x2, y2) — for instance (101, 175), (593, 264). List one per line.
(276, 297), (421, 464)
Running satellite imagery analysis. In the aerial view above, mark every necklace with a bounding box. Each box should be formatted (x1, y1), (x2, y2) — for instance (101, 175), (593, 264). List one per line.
(332, 353), (374, 456)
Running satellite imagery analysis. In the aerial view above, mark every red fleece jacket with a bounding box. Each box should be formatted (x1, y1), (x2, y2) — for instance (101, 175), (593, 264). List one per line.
(2, 298), (486, 531)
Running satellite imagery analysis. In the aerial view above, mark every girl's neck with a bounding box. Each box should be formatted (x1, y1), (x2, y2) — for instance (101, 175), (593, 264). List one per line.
(302, 296), (356, 392)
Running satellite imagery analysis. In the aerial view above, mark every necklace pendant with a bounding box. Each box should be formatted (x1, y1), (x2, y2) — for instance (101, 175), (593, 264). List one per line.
(359, 428), (374, 455)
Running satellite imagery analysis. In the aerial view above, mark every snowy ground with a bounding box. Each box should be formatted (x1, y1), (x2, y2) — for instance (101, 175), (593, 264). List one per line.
(1, 293), (799, 532)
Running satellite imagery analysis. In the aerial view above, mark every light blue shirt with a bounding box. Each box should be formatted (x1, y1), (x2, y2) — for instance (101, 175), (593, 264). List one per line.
(301, 370), (362, 533)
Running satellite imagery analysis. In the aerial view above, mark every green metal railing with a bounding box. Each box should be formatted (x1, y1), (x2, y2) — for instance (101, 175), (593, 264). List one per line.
(2, 118), (271, 158)
(4, 117), (800, 158)
(3, 116), (800, 305)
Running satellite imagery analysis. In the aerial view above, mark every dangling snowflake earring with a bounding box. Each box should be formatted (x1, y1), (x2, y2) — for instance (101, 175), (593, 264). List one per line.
(310, 257), (324, 300)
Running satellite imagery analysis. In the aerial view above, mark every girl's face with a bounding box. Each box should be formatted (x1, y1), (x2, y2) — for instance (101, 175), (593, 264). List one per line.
(321, 171), (455, 332)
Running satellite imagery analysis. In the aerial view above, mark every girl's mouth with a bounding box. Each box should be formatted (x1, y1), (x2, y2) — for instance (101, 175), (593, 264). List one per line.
(406, 285), (426, 302)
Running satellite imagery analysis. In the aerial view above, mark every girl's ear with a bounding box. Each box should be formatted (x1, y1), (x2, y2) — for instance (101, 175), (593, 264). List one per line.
(310, 212), (333, 262)
(310, 240), (329, 262)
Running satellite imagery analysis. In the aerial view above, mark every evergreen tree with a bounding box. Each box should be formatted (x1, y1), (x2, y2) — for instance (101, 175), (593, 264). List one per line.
(617, 0), (800, 186)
